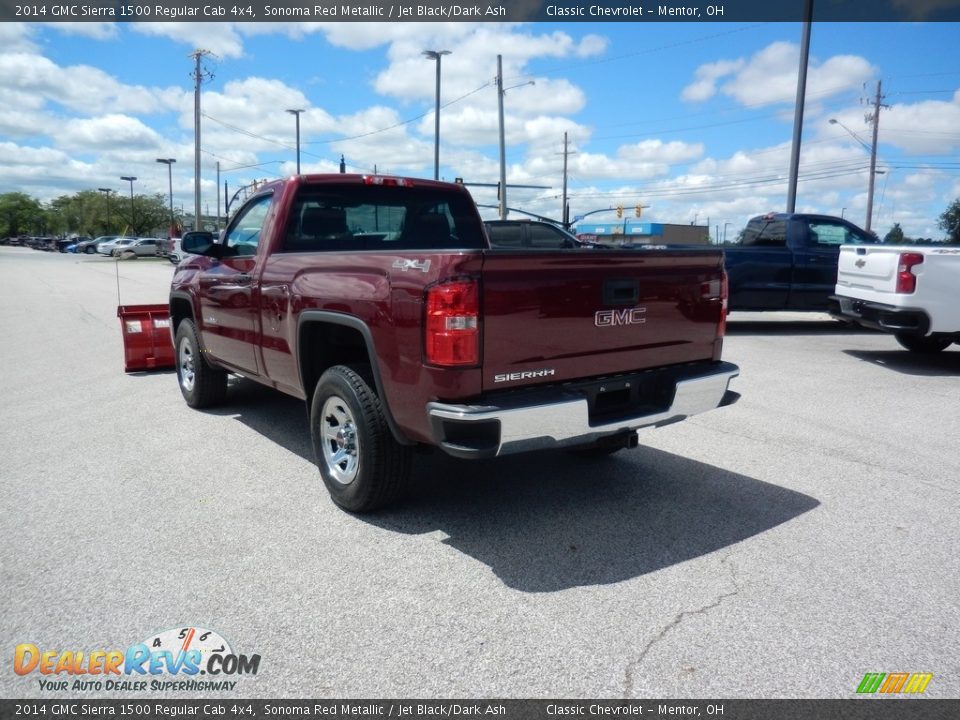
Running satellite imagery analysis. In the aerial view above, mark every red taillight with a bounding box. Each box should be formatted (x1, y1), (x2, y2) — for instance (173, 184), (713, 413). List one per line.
(719, 270), (729, 337)
(701, 273), (728, 337)
(362, 175), (413, 187)
(896, 252), (924, 294)
(425, 279), (480, 367)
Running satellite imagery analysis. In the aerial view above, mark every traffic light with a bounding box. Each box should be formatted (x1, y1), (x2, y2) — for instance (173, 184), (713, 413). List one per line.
(616, 204), (623, 218)
(635, 203), (642, 218)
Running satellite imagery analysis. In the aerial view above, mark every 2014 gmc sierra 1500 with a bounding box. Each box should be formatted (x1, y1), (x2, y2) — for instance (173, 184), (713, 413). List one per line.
(170, 174), (740, 512)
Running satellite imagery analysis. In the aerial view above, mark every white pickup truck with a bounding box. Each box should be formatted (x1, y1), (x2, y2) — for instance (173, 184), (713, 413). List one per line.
(830, 245), (960, 353)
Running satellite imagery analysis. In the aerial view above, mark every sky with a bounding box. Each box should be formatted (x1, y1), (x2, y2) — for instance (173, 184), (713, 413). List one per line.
(1, 19), (959, 239)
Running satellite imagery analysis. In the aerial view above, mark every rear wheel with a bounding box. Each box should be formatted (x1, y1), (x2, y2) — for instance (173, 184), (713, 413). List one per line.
(175, 319), (228, 408)
(895, 333), (952, 354)
(310, 365), (411, 513)
(84, 246), (96, 254)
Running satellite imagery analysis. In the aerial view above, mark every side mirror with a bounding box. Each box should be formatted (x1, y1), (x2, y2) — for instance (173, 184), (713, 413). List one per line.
(181, 231), (218, 257)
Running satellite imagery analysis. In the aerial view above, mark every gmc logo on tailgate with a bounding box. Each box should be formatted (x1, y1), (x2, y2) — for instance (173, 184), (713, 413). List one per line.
(595, 308), (647, 327)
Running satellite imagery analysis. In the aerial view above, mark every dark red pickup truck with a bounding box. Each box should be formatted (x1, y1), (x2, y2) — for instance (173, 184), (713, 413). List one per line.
(170, 174), (739, 511)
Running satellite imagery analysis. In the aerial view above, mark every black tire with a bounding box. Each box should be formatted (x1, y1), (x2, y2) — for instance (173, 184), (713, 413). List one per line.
(84, 246), (96, 254)
(895, 333), (952, 354)
(174, 319), (228, 408)
(311, 365), (412, 513)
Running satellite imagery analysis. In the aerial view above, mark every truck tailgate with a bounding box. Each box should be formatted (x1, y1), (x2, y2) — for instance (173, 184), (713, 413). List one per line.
(837, 246), (901, 295)
(480, 250), (724, 391)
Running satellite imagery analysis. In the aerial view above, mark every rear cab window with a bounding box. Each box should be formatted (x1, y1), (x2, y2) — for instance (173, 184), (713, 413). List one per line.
(740, 218), (787, 247)
(280, 184), (485, 253)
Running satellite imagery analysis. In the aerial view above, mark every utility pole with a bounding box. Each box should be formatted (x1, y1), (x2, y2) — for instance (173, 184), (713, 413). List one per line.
(865, 80), (887, 233)
(497, 54), (507, 220)
(191, 49), (215, 230)
(786, 0), (813, 214)
(559, 132), (577, 227)
(216, 161), (221, 230)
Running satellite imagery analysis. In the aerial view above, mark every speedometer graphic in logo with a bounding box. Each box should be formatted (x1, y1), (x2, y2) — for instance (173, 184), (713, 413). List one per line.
(140, 626), (233, 672)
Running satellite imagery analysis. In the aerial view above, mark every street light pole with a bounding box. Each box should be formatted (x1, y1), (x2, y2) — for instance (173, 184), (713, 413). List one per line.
(156, 158), (176, 238)
(97, 188), (114, 234)
(422, 50), (450, 181)
(120, 176), (137, 233)
(286, 109), (304, 174)
(497, 55), (507, 219)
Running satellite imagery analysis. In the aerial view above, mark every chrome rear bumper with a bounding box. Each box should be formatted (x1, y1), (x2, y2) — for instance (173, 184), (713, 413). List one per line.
(427, 361), (739, 459)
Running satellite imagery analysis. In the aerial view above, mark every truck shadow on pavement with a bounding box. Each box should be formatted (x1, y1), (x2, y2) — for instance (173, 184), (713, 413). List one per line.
(205, 378), (819, 593)
(843, 348), (960, 377)
(375, 450), (818, 592)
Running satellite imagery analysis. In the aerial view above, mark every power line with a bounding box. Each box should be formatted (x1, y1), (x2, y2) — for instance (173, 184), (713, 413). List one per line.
(304, 80), (495, 145)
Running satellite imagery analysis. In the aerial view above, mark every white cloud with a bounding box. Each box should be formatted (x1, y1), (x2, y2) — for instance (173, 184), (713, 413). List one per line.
(0, 52), (181, 116)
(683, 42), (875, 108)
(0, 23), (38, 53)
(681, 59), (745, 102)
(58, 115), (164, 152)
(48, 22), (119, 40)
(132, 22), (247, 58)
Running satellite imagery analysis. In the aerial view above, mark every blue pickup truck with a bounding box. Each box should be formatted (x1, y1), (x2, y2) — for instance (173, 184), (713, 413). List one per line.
(721, 213), (878, 311)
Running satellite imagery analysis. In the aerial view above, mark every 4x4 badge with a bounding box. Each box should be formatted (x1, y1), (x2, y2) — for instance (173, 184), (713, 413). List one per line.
(392, 259), (431, 273)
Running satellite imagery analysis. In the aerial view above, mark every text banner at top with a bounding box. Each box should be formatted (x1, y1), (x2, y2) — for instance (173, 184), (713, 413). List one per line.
(3, 0), (960, 23)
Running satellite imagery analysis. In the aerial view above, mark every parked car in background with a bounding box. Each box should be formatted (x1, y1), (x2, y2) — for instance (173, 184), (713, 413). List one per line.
(60, 236), (91, 253)
(484, 219), (600, 249)
(98, 238), (134, 256)
(75, 235), (120, 254)
(114, 238), (159, 257)
(167, 237), (185, 264)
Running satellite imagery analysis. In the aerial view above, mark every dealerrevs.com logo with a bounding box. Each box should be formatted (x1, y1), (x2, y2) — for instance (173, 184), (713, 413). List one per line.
(13, 626), (260, 692)
(856, 672), (933, 695)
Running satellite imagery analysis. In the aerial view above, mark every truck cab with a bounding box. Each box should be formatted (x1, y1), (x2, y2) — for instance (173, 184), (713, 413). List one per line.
(726, 213), (878, 311)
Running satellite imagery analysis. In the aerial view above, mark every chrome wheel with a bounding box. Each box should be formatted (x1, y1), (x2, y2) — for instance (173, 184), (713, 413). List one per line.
(178, 337), (196, 393)
(320, 395), (360, 486)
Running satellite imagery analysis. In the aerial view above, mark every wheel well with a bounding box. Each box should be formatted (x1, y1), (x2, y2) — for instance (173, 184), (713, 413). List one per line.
(300, 321), (373, 405)
(169, 296), (193, 335)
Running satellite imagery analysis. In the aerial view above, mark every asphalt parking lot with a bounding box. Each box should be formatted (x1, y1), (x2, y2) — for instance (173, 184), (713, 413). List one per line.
(2, 245), (958, 700)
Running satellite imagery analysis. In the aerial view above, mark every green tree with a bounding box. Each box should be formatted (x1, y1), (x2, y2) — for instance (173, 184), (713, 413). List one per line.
(883, 223), (905, 244)
(939, 198), (960, 244)
(42, 190), (177, 237)
(0, 192), (45, 237)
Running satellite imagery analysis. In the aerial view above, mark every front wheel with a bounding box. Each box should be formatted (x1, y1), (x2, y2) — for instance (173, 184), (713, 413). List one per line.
(895, 333), (952, 354)
(174, 319), (228, 408)
(310, 365), (411, 513)
(85, 246), (96, 254)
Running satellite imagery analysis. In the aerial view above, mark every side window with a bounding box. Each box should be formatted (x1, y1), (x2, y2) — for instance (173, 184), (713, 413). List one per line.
(224, 194), (273, 256)
(740, 219), (787, 247)
(486, 224), (522, 248)
(807, 221), (856, 247)
(529, 224), (575, 249)
(807, 221), (876, 246)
